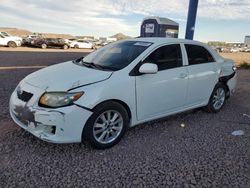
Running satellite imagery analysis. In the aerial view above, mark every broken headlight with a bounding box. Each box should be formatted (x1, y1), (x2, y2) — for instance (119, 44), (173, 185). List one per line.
(39, 92), (83, 108)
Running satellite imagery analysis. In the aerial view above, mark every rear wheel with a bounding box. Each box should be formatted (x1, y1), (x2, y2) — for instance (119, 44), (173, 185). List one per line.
(74, 44), (79, 49)
(41, 43), (47, 49)
(204, 83), (226, 113)
(8, 41), (17, 48)
(83, 101), (129, 149)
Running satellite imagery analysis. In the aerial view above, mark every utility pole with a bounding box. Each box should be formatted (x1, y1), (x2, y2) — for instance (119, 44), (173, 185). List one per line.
(185, 0), (199, 40)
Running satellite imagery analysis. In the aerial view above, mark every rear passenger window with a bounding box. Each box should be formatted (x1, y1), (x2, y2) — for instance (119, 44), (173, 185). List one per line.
(144, 44), (182, 71)
(185, 44), (214, 65)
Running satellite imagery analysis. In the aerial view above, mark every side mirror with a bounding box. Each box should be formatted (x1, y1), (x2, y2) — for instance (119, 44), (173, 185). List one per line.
(139, 63), (158, 74)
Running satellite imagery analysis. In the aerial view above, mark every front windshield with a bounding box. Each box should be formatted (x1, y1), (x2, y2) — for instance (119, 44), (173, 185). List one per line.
(82, 41), (152, 71)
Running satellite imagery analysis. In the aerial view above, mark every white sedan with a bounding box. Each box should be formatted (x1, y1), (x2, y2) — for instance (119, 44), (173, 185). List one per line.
(10, 38), (237, 149)
(69, 40), (94, 49)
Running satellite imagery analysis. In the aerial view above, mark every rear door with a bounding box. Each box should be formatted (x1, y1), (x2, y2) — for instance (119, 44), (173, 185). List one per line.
(184, 44), (218, 106)
(136, 44), (188, 121)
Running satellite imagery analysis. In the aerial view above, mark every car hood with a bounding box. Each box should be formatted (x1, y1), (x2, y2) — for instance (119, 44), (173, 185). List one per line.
(24, 61), (112, 91)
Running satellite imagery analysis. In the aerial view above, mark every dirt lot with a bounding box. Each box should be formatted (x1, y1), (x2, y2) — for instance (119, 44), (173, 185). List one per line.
(0, 51), (250, 187)
(220, 52), (250, 66)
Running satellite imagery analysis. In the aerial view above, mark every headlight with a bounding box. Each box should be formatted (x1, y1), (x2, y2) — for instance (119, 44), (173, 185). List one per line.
(39, 92), (83, 108)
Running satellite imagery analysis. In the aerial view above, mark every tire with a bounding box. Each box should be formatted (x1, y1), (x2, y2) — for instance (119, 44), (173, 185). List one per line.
(41, 44), (47, 49)
(83, 101), (129, 149)
(63, 45), (68, 50)
(74, 44), (79, 49)
(8, 41), (17, 48)
(204, 83), (227, 113)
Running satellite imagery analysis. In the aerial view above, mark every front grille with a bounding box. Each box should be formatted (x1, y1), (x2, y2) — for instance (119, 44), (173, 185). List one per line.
(17, 90), (33, 102)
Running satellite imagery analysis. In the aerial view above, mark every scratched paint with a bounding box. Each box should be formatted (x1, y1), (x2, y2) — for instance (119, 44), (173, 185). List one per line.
(13, 105), (41, 126)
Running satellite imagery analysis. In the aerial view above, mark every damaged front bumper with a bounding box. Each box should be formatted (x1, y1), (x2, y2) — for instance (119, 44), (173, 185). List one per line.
(9, 81), (92, 143)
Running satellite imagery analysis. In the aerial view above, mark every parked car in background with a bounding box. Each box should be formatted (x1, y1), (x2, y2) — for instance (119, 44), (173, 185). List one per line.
(221, 47), (231, 53)
(0, 33), (22, 47)
(241, 47), (250, 52)
(64, 38), (77, 45)
(32, 38), (70, 49)
(9, 38), (237, 149)
(22, 34), (43, 46)
(0, 32), (23, 41)
(230, 48), (239, 53)
(69, 39), (95, 49)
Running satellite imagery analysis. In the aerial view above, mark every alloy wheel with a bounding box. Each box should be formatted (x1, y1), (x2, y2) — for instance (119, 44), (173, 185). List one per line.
(212, 87), (225, 110)
(93, 110), (123, 144)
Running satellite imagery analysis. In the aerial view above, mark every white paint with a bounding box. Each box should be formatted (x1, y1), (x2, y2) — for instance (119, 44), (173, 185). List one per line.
(69, 40), (94, 49)
(0, 33), (22, 47)
(139, 63), (158, 74)
(231, 130), (244, 136)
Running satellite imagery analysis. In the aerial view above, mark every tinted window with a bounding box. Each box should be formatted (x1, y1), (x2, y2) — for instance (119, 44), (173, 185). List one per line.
(185, 44), (214, 65)
(144, 44), (182, 71)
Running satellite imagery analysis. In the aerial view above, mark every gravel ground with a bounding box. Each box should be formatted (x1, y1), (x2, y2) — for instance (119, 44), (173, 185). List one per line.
(0, 51), (250, 187)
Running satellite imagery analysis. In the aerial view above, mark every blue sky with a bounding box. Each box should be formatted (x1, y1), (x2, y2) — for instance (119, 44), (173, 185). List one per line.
(0, 0), (249, 42)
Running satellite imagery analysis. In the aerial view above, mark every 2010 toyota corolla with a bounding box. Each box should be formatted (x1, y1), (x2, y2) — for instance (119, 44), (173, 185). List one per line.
(9, 38), (237, 149)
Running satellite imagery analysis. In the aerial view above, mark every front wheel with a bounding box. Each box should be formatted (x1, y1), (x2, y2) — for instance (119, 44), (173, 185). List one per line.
(8, 41), (17, 48)
(204, 83), (226, 113)
(83, 102), (129, 149)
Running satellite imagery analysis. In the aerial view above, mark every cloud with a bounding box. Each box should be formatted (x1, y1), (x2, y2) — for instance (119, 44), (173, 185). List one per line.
(112, 0), (250, 20)
(0, 0), (249, 37)
(198, 0), (250, 20)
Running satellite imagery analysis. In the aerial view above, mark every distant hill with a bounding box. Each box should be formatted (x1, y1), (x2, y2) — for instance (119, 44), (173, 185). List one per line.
(0, 28), (132, 40)
(0, 27), (74, 39)
(110, 33), (131, 40)
(0, 27), (32, 36)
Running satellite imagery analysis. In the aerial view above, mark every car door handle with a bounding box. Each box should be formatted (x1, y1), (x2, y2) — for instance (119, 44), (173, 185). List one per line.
(179, 73), (188, 78)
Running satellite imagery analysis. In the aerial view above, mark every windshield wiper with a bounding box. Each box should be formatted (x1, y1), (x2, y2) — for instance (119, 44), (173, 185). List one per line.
(80, 60), (115, 71)
(73, 57), (117, 71)
(73, 57), (84, 64)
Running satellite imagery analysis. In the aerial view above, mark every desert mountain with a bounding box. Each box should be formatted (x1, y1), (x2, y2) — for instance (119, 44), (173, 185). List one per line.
(110, 33), (131, 40)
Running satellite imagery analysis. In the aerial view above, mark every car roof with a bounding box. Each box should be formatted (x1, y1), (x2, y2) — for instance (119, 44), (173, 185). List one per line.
(125, 37), (206, 46)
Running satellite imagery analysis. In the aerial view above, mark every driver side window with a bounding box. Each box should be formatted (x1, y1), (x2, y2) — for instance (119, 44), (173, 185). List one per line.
(144, 44), (182, 71)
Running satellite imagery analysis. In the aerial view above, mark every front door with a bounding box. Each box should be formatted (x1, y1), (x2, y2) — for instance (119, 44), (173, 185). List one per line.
(135, 44), (188, 121)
